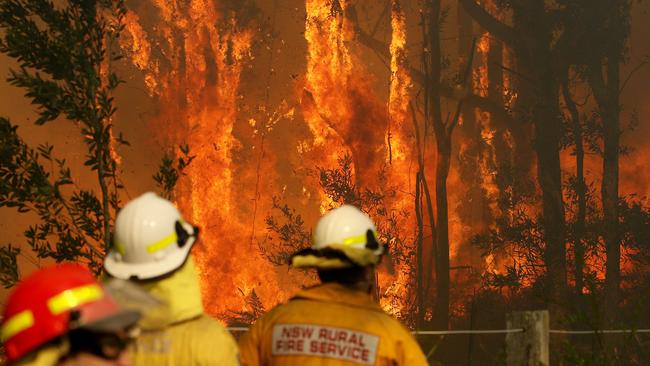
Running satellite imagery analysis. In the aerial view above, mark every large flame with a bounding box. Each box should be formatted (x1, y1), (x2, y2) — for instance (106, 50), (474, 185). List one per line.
(301, 0), (415, 315)
(121, 1), (293, 318)
(115, 0), (631, 322)
(387, 0), (411, 164)
(302, 0), (387, 192)
(118, 0), (477, 320)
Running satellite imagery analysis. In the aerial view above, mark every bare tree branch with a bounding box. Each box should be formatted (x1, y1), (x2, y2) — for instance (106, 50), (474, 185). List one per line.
(459, 0), (519, 49)
(619, 58), (648, 94)
(346, 4), (515, 126)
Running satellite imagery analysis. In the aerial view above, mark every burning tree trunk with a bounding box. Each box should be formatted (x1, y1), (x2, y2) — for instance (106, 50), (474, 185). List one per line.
(422, 0), (449, 330)
(487, 30), (503, 111)
(387, 0), (433, 328)
(483, 2), (515, 216)
(456, 3), (489, 228)
(346, 4), (515, 139)
(421, 0), (474, 330)
(460, 0), (568, 300)
(412, 105), (436, 329)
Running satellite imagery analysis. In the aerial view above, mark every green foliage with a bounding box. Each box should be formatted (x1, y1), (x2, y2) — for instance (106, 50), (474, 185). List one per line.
(0, 0), (128, 281)
(262, 197), (311, 266)
(0, 0), (193, 287)
(153, 144), (195, 200)
(0, 244), (20, 288)
(0, 117), (105, 275)
(224, 289), (266, 326)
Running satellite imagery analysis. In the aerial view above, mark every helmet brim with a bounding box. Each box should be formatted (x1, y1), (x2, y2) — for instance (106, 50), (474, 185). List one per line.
(103, 236), (195, 280)
(290, 245), (382, 269)
(83, 308), (141, 333)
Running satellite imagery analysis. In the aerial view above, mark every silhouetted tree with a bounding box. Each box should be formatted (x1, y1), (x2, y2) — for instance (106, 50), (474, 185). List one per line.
(0, 0), (193, 284)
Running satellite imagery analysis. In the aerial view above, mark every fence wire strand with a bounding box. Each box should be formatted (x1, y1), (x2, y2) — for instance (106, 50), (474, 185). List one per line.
(549, 329), (650, 335)
(413, 329), (523, 335)
(228, 327), (650, 335)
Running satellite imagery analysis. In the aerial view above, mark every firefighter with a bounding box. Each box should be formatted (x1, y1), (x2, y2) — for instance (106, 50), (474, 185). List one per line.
(238, 205), (428, 366)
(1, 264), (140, 366)
(103, 192), (240, 366)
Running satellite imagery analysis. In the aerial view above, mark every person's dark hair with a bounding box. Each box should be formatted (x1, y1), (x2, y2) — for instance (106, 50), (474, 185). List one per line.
(317, 266), (369, 285)
(67, 328), (131, 361)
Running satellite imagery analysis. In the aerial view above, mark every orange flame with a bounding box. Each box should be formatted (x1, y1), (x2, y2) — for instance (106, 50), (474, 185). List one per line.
(302, 0), (388, 191)
(121, 1), (296, 318)
(382, 0), (417, 316)
(387, 0), (411, 164)
(116, 0), (573, 321)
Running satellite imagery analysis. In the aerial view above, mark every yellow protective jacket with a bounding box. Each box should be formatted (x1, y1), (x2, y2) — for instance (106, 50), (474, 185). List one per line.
(239, 283), (428, 366)
(130, 257), (240, 366)
(11, 342), (68, 366)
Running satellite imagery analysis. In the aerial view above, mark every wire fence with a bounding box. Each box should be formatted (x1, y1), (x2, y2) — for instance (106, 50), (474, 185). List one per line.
(226, 324), (650, 364)
(412, 329), (523, 335)
(548, 329), (650, 334)
(227, 327), (650, 335)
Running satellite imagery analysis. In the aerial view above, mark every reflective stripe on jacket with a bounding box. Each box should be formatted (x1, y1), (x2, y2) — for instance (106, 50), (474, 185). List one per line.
(239, 283), (428, 366)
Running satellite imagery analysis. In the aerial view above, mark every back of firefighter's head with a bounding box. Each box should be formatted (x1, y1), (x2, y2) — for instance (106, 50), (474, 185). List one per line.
(103, 192), (199, 281)
(291, 205), (384, 286)
(1, 264), (140, 366)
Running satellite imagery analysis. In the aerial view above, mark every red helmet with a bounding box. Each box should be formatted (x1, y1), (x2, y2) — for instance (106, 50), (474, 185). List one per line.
(1, 264), (139, 363)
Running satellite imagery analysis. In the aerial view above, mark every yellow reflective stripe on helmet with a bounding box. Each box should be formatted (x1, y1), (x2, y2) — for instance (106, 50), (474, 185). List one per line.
(47, 284), (104, 315)
(146, 232), (178, 254)
(0, 310), (34, 341)
(341, 231), (377, 246)
(114, 241), (125, 256)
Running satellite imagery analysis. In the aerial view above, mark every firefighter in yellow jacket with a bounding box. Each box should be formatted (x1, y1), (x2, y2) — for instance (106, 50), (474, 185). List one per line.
(239, 205), (428, 366)
(103, 192), (240, 366)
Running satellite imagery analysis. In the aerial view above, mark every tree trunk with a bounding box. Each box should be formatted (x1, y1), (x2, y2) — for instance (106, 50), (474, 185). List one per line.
(561, 80), (586, 298)
(415, 171), (425, 327)
(514, 0), (567, 300)
(487, 39), (503, 107)
(600, 60), (621, 321)
(433, 139), (451, 330)
(427, 0), (450, 330)
(587, 53), (621, 362)
(487, 23), (512, 207)
(534, 85), (567, 299)
(457, 3), (491, 228)
(587, 53), (621, 323)
(413, 104), (436, 328)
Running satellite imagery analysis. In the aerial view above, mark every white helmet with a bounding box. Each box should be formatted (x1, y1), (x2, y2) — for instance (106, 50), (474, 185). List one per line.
(104, 192), (198, 280)
(291, 205), (383, 269)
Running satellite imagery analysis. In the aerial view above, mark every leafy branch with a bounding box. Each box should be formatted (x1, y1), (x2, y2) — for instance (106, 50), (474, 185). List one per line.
(153, 144), (195, 200)
(0, 0), (128, 281)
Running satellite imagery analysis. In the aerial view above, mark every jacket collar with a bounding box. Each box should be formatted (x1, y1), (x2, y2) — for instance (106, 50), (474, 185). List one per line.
(137, 257), (204, 330)
(291, 283), (383, 312)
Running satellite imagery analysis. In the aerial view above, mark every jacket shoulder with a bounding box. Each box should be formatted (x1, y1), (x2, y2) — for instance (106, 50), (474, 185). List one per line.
(373, 314), (428, 365)
(185, 315), (240, 364)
